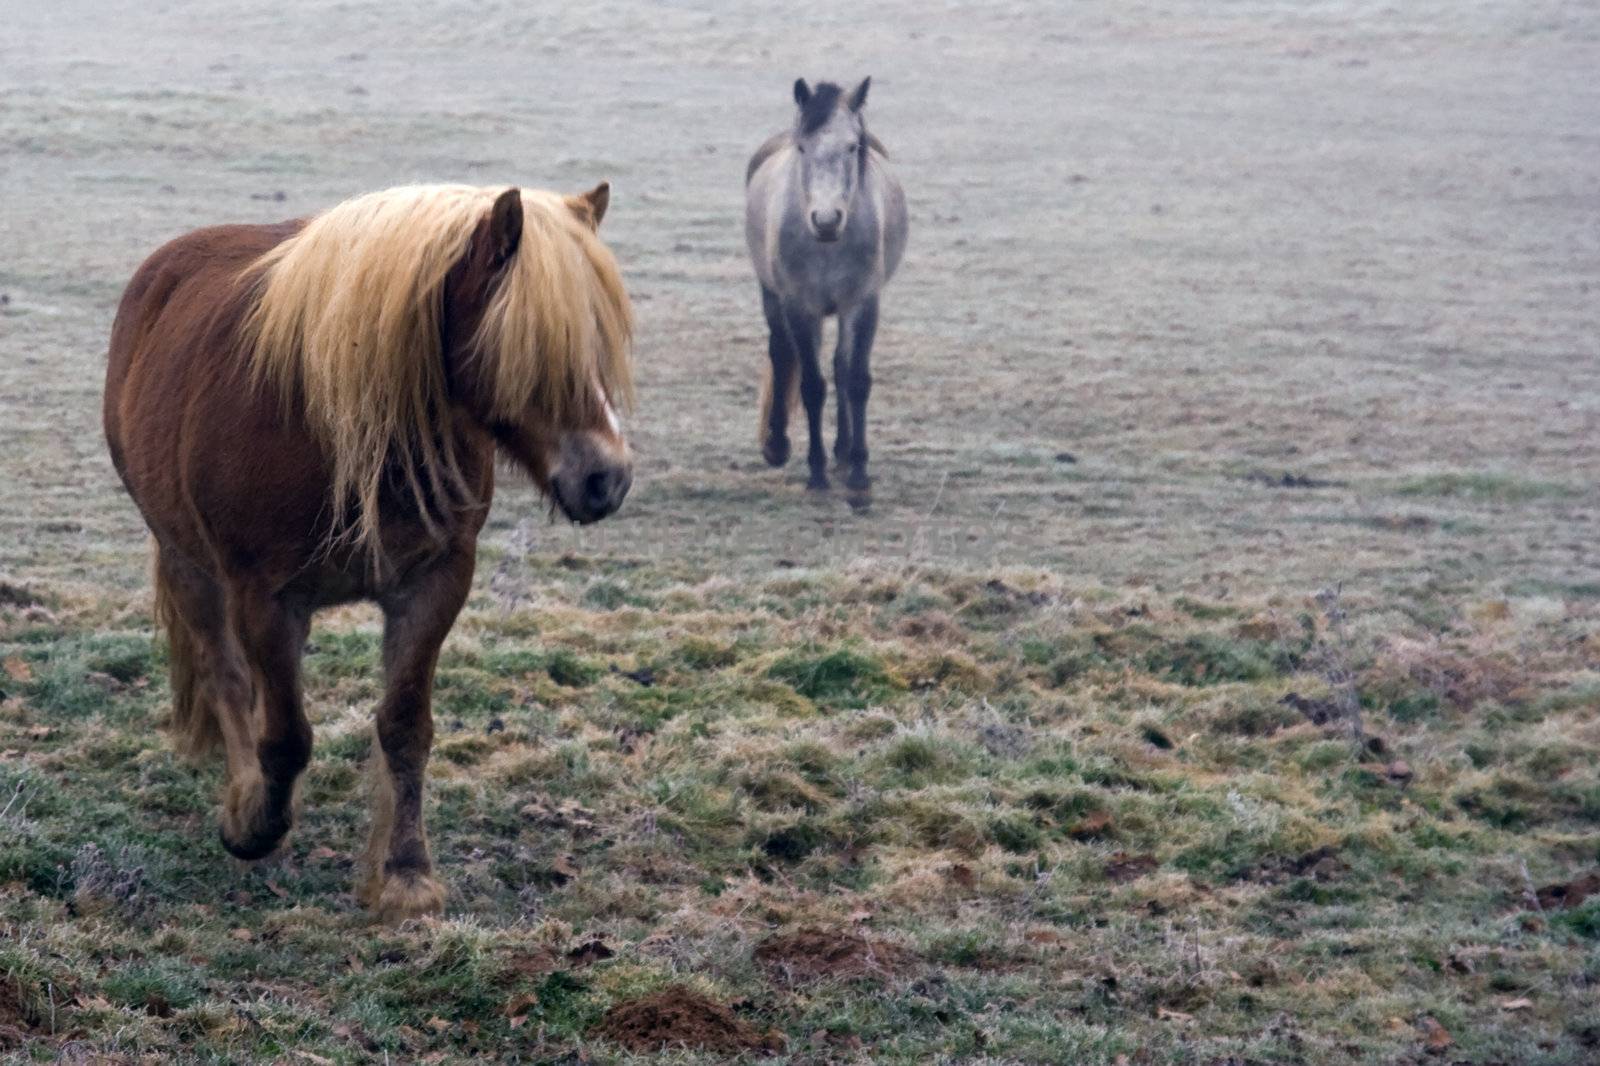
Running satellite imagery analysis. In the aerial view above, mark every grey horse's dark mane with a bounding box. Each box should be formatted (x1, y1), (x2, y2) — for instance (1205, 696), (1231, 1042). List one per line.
(798, 82), (847, 134)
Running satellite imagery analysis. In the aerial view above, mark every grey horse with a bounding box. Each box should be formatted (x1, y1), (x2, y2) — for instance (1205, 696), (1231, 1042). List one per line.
(745, 76), (908, 495)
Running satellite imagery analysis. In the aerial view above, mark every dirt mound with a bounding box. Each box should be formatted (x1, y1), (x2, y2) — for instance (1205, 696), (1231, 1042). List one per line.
(0, 577), (43, 608)
(1535, 872), (1600, 911)
(754, 927), (910, 983)
(593, 987), (782, 1055)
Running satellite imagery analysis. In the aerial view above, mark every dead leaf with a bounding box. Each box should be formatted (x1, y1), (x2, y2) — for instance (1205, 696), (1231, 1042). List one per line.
(1157, 1006), (1194, 1023)
(1068, 810), (1114, 840)
(1501, 998), (1533, 1012)
(25, 725), (52, 740)
(1104, 852), (1158, 883)
(2, 657), (31, 683)
(230, 927), (254, 942)
(265, 879), (289, 899)
(1385, 760), (1414, 786)
(504, 994), (539, 1018)
(308, 846), (340, 862)
(292, 1052), (334, 1065)
(550, 854), (580, 883)
(346, 954), (365, 974)
(508, 1014), (526, 1029)
(1417, 1016), (1452, 1054)
(425, 1015), (450, 1033)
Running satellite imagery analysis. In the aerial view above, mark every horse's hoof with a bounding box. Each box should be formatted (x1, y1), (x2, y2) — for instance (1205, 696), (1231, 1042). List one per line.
(373, 870), (446, 924)
(806, 472), (831, 492)
(219, 780), (291, 860)
(845, 469), (871, 493)
(219, 821), (287, 862)
(763, 436), (791, 467)
(354, 866), (384, 909)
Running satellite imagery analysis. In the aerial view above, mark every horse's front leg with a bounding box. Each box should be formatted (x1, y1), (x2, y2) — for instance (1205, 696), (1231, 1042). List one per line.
(358, 549), (473, 923)
(832, 322), (853, 468)
(841, 295), (879, 494)
(782, 306), (828, 490)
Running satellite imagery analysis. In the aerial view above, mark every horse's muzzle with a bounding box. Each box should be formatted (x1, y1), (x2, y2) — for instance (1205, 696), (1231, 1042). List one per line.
(552, 436), (633, 525)
(809, 208), (844, 243)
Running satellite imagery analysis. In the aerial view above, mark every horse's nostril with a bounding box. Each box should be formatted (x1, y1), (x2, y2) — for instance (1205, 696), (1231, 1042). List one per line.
(584, 470), (614, 510)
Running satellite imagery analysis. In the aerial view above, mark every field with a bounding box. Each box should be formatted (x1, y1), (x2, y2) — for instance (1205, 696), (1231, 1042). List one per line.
(2, 1), (1598, 1063)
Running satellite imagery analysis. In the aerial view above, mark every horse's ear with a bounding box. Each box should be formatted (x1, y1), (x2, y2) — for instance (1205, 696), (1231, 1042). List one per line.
(487, 187), (523, 268)
(565, 181), (610, 231)
(793, 78), (811, 107)
(848, 76), (871, 112)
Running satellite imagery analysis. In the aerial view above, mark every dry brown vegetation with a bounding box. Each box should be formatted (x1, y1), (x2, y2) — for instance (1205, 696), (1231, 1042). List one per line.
(2, 1), (1598, 1063)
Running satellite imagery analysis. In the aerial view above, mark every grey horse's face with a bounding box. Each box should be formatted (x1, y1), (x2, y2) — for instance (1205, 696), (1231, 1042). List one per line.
(792, 78), (871, 243)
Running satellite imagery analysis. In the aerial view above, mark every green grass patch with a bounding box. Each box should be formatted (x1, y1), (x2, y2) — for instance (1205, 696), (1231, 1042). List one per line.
(767, 644), (894, 707)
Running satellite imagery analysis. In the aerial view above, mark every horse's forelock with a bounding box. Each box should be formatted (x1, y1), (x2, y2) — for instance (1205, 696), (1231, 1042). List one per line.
(797, 81), (847, 135)
(241, 184), (632, 567)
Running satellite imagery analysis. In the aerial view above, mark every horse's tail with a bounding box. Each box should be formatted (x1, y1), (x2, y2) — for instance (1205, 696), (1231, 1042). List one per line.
(152, 543), (222, 759)
(758, 361), (800, 445)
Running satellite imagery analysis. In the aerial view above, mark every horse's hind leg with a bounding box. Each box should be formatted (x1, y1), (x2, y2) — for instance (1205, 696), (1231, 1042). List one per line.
(359, 550), (472, 923)
(840, 296), (879, 494)
(759, 286), (796, 467)
(153, 545), (230, 759)
(218, 584), (312, 861)
(155, 550), (278, 857)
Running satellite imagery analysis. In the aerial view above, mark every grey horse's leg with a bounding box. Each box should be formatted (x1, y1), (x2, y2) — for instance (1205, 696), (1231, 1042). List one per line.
(841, 296), (878, 492)
(781, 304), (828, 490)
(761, 286), (795, 467)
(833, 315), (853, 466)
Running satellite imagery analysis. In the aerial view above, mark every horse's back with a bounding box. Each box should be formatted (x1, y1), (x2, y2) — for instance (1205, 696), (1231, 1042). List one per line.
(745, 131), (791, 187)
(105, 220), (306, 568)
(106, 221), (301, 414)
(872, 153), (909, 284)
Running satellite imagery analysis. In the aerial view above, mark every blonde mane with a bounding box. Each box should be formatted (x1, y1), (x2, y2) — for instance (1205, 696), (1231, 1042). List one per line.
(241, 184), (633, 564)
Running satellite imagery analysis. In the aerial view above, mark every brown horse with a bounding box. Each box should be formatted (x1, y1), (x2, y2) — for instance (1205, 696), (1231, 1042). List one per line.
(103, 183), (634, 922)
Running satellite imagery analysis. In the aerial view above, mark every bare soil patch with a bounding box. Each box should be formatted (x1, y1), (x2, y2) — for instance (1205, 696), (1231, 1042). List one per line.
(593, 986), (783, 1054)
(754, 926), (912, 983)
